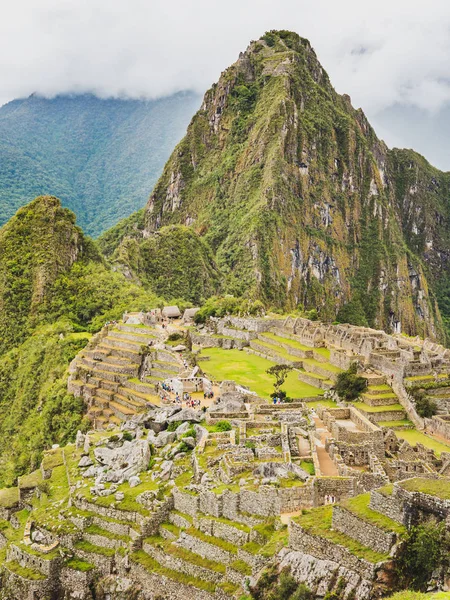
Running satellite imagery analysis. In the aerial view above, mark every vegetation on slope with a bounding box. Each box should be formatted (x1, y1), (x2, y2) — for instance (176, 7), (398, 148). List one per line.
(0, 196), (161, 483)
(104, 224), (221, 304)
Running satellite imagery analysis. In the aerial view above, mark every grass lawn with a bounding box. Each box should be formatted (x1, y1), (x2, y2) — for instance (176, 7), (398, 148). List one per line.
(399, 477), (450, 500)
(352, 402), (404, 413)
(394, 430), (450, 457)
(199, 348), (322, 399)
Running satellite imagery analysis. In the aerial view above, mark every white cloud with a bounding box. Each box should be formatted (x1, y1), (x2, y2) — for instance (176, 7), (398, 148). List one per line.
(1, 0), (450, 119)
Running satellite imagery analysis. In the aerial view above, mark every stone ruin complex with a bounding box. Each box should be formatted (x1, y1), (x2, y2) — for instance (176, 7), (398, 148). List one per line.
(1, 313), (450, 598)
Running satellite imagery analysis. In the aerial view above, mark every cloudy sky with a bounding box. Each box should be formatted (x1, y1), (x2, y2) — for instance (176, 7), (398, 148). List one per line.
(2, 0), (450, 168)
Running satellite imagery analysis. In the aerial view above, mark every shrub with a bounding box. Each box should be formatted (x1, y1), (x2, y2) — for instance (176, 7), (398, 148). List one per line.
(250, 565), (313, 599)
(122, 431), (134, 442)
(215, 420), (232, 432)
(167, 421), (182, 432)
(395, 521), (450, 591)
(411, 389), (437, 418)
(334, 363), (368, 401)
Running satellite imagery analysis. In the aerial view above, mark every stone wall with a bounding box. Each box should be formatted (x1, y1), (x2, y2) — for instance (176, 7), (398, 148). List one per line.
(127, 561), (217, 600)
(288, 520), (378, 580)
(7, 544), (62, 578)
(331, 506), (396, 554)
(425, 415), (450, 442)
(313, 477), (355, 506)
(369, 490), (404, 524)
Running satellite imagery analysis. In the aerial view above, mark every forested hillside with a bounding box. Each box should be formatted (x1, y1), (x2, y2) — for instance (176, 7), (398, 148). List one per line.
(0, 92), (201, 235)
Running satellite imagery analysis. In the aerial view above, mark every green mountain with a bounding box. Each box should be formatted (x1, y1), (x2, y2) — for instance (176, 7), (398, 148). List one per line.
(0, 196), (162, 483)
(104, 30), (450, 341)
(0, 92), (201, 236)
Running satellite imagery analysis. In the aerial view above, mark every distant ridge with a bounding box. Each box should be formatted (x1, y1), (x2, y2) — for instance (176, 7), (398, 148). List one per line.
(0, 91), (201, 235)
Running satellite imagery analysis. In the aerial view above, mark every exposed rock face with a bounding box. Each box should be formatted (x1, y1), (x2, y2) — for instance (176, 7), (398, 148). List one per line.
(136, 30), (450, 340)
(93, 439), (150, 481)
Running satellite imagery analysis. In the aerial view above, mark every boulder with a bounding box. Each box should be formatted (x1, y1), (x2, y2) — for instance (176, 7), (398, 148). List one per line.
(175, 422), (191, 439)
(167, 408), (202, 423)
(159, 460), (173, 481)
(194, 424), (208, 445)
(94, 439), (151, 481)
(78, 456), (93, 468)
(75, 430), (85, 450)
(153, 431), (176, 448)
(182, 436), (196, 449)
(129, 476), (141, 488)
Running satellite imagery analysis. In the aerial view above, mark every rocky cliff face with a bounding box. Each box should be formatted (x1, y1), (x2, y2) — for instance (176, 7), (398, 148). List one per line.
(142, 30), (450, 340)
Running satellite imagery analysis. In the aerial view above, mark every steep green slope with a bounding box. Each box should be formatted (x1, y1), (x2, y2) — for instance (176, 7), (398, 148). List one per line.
(100, 223), (221, 303)
(0, 196), (162, 481)
(126, 30), (447, 340)
(0, 92), (201, 235)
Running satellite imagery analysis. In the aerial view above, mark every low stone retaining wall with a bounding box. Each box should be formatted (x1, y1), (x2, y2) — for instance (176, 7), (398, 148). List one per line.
(369, 490), (404, 524)
(366, 410), (406, 424)
(142, 543), (222, 583)
(127, 561), (217, 600)
(288, 521), (379, 581)
(7, 544), (62, 578)
(177, 531), (233, 564)
(331, 506), (396, 554)
(197, 517), (249, 546)
(1, 566), (53, 599)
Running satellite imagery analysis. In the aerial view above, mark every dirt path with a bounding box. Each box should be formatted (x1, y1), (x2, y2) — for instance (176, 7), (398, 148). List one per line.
(312, 415), (338, 476)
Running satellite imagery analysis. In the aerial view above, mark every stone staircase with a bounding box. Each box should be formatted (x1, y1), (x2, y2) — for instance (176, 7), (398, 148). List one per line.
(352, 378), (408, 426)
(69, 322), (182, 429)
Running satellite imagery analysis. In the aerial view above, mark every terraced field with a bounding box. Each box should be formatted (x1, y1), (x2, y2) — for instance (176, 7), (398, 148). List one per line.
(199, 348), (323, 399)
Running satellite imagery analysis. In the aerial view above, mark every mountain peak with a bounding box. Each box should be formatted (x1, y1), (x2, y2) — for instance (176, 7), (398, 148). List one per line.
(134, 30), (450, 341)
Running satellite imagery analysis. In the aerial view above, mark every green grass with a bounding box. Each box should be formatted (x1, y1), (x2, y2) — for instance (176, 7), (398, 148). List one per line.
(300, 460), (315, 475)
(305, 399), (336, 409)
(132, 550), (215, 593)
(394, 430), (450, 457)
(302, 358), (342, 373)
(399, 477), (450, 500)
(85, 524), (129, 542)
(378, 420), (413, 428)
(352, 402), (404, 413)
(75, 540), (115, 557)
(230, 559), (252, 575)
(199, 348), (322, 399)
(260, 527), (289, 557)
(342, 493), (405, 535)
(66, 557), (95, 572)
(145, 535), (227, 573)
(5, 560), (46, 580)
(19, 469), (43, 490)
(41, 448), (64, 471)
(0, 487), (19, 508)
(294, 506), (389, 563)
(261, 332), (310, 351)
(185, 527), (238, 554)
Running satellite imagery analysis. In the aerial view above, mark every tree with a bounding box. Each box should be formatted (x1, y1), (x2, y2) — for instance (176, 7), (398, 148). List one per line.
(266, 364), (293, 395)
(410, 388), (437, 418)
(334, 362), (368, 401)
(396, 521), (450, 591)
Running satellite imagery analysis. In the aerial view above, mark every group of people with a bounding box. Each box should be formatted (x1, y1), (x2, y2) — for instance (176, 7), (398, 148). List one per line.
(272, 396), (285, 405)
(203, 390), (214, 400)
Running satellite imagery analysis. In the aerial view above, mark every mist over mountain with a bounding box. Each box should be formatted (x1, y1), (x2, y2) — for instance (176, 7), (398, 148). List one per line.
(0, 91), (201, 236)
